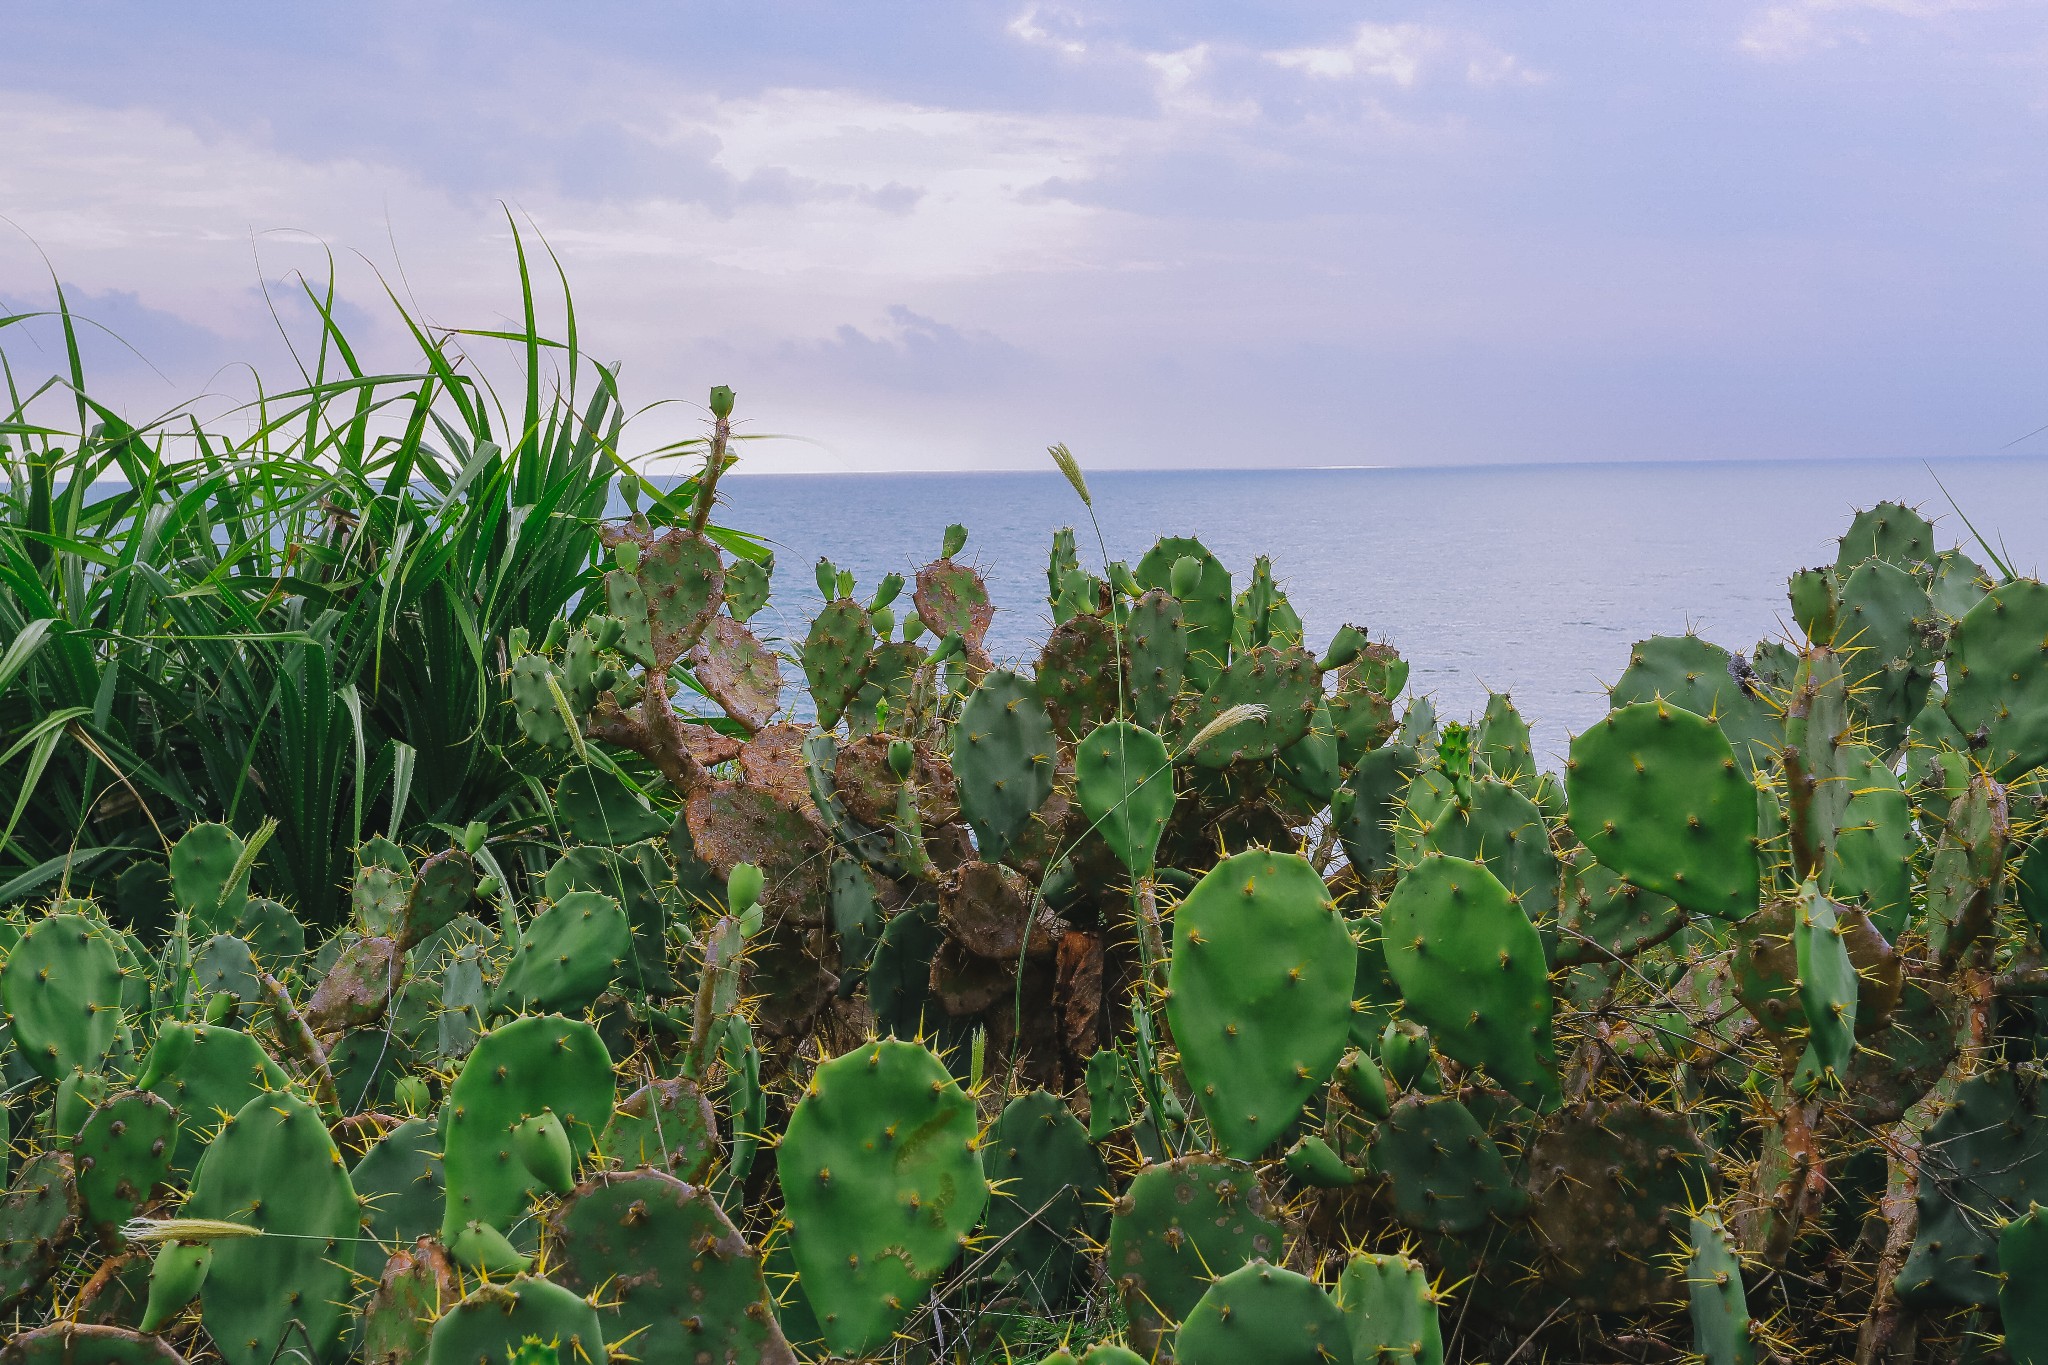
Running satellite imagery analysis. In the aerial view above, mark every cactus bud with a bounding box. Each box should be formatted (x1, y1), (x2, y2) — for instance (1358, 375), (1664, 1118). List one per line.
(476, 875), (502, 902)
(870, 572), (905, 611)
(136, 1021), (198, 1090)
(1334, 1048), (1391, 1120)
(394, 1074), (432, 1117)
(461, 821), (487, 856)
(510, 1109), (576, 1195)
(1109, 561), (1141, 598)
(591, 616), (624, 653)
(970, 1026), (987, 1092)
(613, 541), (642, 574)
(449, 1219), (534, 1275)
(815, 558), (839, 599)
(708, 384), (736, 419)
(140, 1241), (212, 1334)
(931, 633), (965, 666)
(942, 523), (968, 558)
(1321, 623), (1368, 672)
(871, 606), (896, 641)
(1379, 1018), (1435, 1091)
(728, 862), (765, 919)
(902, 612), (927, 643)
(508, 625), (531, 659)
(836, 569), (857, 601)
(202, 991), (234, 1026)
(1169, 555), (1202, 601)
(1788, 566), (1838, 642)
(541, 618), (568, 652)
(887, 739), (916, 781)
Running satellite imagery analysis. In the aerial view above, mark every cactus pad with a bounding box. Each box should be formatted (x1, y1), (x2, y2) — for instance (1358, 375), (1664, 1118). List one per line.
(1167, 850), (1354, 1158)
(1687, 1211), (1755, 1365)
(691, 615), (783, 732)
(777, 1039), (987, 1357)
(1337, 1252), (1442, 1365)
(1382, 854), (1558, 1111)
(1944, 578), (2048, 781)
(183, 1090), (357, 1365)
(1037, 613), (1122, 738)
(1125, 589), (1188, 729)
(983, 1090), (1111, 1312)
(1609, 634), (1778, 775)
(2, 911), (123, 1080)
(1104, 1156), (1282, 1357)
(0, 1151), (76, 1310)
(801, 598), (874, 730)
(1176, 645), (1321, 767)
(1567, 699), (1760, 920)
(550, 1169), (794, 1365)
(73, 1090), (174, 1239)
(1897, 1065), (2048, 1306)
(1370, 1094), (1519, 1234)
(597, 1076), (717, 1184)
(952, 670), (1058, 865)
(1174, 1260), (1350, 1365)
(425, 1275), (605, 1365)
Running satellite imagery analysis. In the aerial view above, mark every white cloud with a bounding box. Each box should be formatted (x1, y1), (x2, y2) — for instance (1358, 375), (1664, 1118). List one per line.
(1266, 22), (1544, 88)
(1740, 0), (2006, 59)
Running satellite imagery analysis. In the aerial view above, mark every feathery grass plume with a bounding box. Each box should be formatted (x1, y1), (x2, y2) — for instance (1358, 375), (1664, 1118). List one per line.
(1181, 703), (1268, 758)
(121, 1217), (261, 1244)
(1048, 442), (1091, 507)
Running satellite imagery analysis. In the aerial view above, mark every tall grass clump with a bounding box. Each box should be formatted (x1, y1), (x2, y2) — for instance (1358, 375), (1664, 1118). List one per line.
(0, 227), (759, 927)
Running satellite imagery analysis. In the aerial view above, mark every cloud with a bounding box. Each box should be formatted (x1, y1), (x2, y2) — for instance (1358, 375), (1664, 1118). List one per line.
(1739, 0), (2005, 58)
(781, 305), (1028, 393)
(1265, 22), (1544, 88)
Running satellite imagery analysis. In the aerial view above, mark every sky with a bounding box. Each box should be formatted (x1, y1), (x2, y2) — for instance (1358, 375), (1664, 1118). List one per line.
(4, 2), (2048, 472)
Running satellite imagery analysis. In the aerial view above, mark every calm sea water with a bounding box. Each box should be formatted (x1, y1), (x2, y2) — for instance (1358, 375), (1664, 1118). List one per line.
(717, 457), (2048, 766)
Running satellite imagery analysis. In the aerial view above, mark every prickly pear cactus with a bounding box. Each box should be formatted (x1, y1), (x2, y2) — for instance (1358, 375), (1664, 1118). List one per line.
(1687, 1212), (1756, 1365)
(776, 1039), (987, 1357)
(952, 670), (1057, 865)
(1, 910), (123, 1080)
(1104, 1156), (1282, 1359)
(1166, 850), (1354, 1158)
(1173, 1260), (1350, 1365)
(424, 1275), (605, 1365)
(182, 1090), (357, 1365)
(1382, 853), (1558, 1110)
(1337, 1252), (1442, 1365)
(1897, 1066), (2048, 1306)
(1370, 1094), (1521, 1234)
(551, 1170), (795, 1364)
(1567, 699), (1760, 920)
(73, 1090), (175, 1239)
(983, 1090), (1111, 1312)
(0, 1150), (77, 1310)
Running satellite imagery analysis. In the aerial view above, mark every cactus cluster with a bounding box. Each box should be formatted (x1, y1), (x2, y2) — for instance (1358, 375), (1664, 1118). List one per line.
(4, 467), (2048, 1365)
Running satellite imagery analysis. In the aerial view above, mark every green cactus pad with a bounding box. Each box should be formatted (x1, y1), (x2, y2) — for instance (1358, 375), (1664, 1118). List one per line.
(1174, 1259), (1351, 1365)
(633, 525), (726, 669)
(1124, 589), (1189, 729)
(1610, 634), (1779, 776)
(984, 1090), (1112, 1312)
(551, 1169), (795, 1365)
(73, 1090), (174, 1239)
(1333, 744), (1418, 882)
(801, 597), (874, 730)
(777, 1039), (987, 1357)
(691, 615), (783, 732)
(1104, 1156), (1282, 1357)
(1370, 1094), (1519, 1233)
(545, 842), (672, 994)
(1944, 578), (2048, 781)
(1166, 850), (1354, 1158)
(144, 1024), (289, 1178)
(425, 1275), (605, 1365)
(168, 822), (249, 933)
(1834, 556), (1937, 748)
(1835, 500), (1935, 574)
(0, 1150), (77, 1311)
(725, 550), (774, 622)
(2000, 1204), (2048, 1365)
(509, 653), (574, 752)
(1567, 699), (1760, 920)
(1687, 1211), (1755, 1365)
(1525, 1100), (1715, 1311)
(352, 836), (412, 931)
(189, 933), (259, 1008)
(604, 564), (657, 665)
(1037, 613), (1122, 738)
(1792, 882), (1859, 1087)
(1074, 721), (1174, 877)
(1394, 770), (1559, 922)
(1826, 747), (1913, 935)
(0, 1325), (185, 1364)
(401, 848), (477, 952)
(439, 1014), (614, 1248)
(492, 889), (630, 1016)
(1554, 853), (1682, 967)
(1926, 772), (2009, 970)
(2, 911), (124, 1080)
(1473, 691), (1537, 787)
(1176, 644), (1321, 767)
(1137, 537), (1232, 690)
(1897, 1065), (2048, 1307)
(303, 934), (399, 1035)
(952, 670), (1058, 865)
(352, 1116), (444, 1249)
(1382, 854), (1558, 1111)
(597, 1076), (717, 1183)
(1337, 1252), (1442, 1365)
(184, 1089), (356, 1365)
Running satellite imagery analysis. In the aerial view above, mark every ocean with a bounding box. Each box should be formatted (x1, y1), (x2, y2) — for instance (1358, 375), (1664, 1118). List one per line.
(716, 456), (2048, 766)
